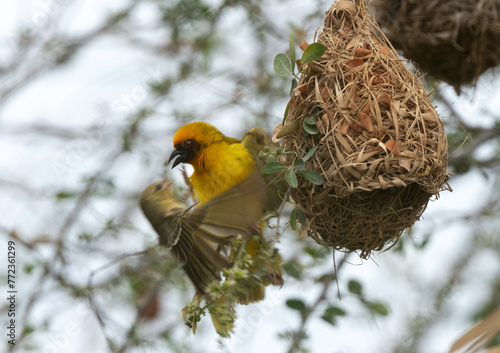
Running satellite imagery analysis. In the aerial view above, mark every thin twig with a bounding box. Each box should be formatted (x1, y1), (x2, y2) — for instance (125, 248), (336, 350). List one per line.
(87, 249), (150, 351)
(287, 256), (347, 353)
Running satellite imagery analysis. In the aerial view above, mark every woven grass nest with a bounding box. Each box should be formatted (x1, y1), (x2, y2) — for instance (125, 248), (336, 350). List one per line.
(371, 0), (500, 92)
(280, 0), (450, 258)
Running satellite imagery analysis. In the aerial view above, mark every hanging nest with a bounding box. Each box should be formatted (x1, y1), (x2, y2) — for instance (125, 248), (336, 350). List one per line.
(280, 0), (450, 259)
(371, 0), (500, 92)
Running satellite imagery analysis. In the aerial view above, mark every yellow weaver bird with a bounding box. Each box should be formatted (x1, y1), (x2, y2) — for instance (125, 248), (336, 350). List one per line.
(168, 121), (285, 304)
(140, 174), (265, 336)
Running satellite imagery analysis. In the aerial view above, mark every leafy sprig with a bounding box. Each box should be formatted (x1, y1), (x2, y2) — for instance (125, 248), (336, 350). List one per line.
(183, 234), (282, 337)
(260, 145), (323, 231)
(273, 34), (326, 126)
(273, 35), (326, 80)
(260, 146), (323, 189)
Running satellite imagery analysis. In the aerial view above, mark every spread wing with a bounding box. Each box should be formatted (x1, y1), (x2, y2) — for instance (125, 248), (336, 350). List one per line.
(178, 227), (231, 293)
(160, 173), (265, 294)
(185, 172), (266, 244)
(155, 214), (231, 294)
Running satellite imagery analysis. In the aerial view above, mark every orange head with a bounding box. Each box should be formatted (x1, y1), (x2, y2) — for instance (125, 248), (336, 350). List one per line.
(168, 122), (234, 168)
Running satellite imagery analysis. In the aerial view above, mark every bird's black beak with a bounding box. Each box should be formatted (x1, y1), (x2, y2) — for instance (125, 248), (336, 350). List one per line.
(167, 149), (187, 169)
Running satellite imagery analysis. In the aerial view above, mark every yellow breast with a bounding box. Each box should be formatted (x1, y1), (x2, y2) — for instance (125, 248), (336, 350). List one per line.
(190, 141), (255, 203)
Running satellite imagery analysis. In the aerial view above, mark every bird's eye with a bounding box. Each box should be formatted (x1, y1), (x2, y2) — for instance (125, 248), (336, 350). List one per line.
(183, 139), (192, 149)
(155, 184), (162, 191)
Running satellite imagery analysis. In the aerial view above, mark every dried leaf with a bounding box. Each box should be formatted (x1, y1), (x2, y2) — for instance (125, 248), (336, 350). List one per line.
(300, 40), (309, 51)
(421, 112), (439, 124)
(355, 47), (371, 57)
(399, 159), (412, 172)
(385, 139), (400, 154)
(336, 1), (358, 14)
(356, 111), (373, 132)
(340, 122), (350, 135)
(346, 59), (364, 68)
(317, 114), (329, 134)
(377, 92), (391, 109)
(337, 92), (347, 108)
(297, 83), (312, 94)
(352, 122), (362, 134)
(378, 45), (390, 56)
(342, 26), (352, 38)
(272, 123), (282, 142)
(297, 226), (308, 239)
(320, 86), (330, 100)
(361, 102), (371, 114)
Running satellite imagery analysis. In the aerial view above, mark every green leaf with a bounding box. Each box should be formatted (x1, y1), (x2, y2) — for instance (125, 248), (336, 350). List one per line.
(302, 170), (324, 185)
(21, 325), (36, 338)
(325, 306), (346, 316)
(290, 208), (297, 231)
(282, 260), (303, 280)
(415, 233), (431, 249)
(321, 313), (337, 326)
(24, 264), (35, 274)
(55, 191), (75, 200)
(301, 42), (326, 64)
(321, 306), (346, 325)
(296, 208), (307, 228)
(305, 247), (329, 259)
(392, 238), (404, 254)
(266, 154), (277, 163)
(290, 78), (298, 97)
(303, 146), (318, 161)
(369, 302), (389, 316)
(293, 159), (305, 171)
(283, 102), (290, 125)
(261, 162), (285, 175)
(348, 279), (363, 296)
(273, 53), (293, 77)
(304, 115), (317, 125)
(277, 119), (300, 139)
(285, 168), (298, 188)
(303, 122), (319, 135)
(78, 232), (94, 243)
(289, 34), (296, 73)
(286, 299), (307, 314)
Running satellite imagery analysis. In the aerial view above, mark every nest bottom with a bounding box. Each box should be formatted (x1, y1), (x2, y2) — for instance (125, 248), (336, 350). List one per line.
(303, 183), (433, 259)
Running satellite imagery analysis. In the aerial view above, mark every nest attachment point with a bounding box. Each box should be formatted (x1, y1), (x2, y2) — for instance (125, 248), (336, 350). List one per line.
(281, 0), (450, 259)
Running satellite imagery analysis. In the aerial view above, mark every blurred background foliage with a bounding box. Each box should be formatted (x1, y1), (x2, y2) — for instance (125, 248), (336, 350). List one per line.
(1, 0), (499, 352)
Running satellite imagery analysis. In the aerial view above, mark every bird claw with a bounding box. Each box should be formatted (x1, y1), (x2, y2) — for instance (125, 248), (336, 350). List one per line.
(267, 272), (284, 287)
(180, 166), (195, 202)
